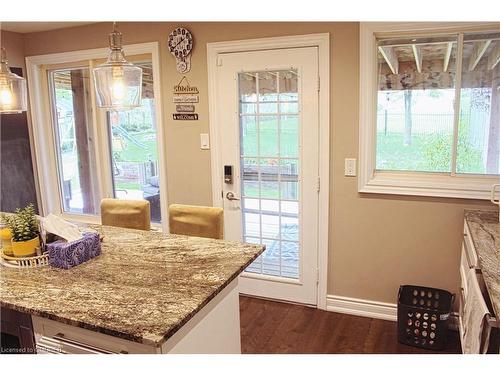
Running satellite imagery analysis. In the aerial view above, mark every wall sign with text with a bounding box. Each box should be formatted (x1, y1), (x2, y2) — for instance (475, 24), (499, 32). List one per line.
(173, 113), (199, 120)
(172, 76), (199, 120)
(176, 104), (195, 112)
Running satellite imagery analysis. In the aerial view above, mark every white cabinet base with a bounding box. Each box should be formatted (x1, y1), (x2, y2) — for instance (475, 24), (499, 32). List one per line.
(161, 278), (241, 354)
(33, 278), (241, 354)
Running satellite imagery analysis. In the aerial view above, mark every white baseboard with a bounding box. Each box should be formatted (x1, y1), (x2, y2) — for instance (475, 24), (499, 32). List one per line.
(326, 295), (460, 329)
(326, 294), (397, 321)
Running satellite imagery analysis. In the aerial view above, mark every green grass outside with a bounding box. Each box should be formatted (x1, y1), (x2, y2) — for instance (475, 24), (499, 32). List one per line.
(376, 132), (484, 173)
(244, 184), (279, 199)
(115, 182), (141, 190)
(242, 117), (298, 157)
(112, 131), (159, 162)
(376, 132), (450, 172)
(111, 123), (485, 192)
(113, 118), (298, 163)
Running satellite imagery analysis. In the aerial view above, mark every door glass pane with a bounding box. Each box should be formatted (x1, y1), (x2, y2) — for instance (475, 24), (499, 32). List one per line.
(457, 33), (500, 175)
(281, 115), (299, 157)
(375, 36), (458, 172)
(258, 71), (278, 102)
(261, 214), (279, 240)
(259, 116), (279, 157)
(281, 241), (299, 279)
(240, 116), (257, 156)
(50, 68), (98, 214)
(244, 212), (260, 238)
(260, 158), (279, 199)
(281, 159), (299, 200)
(107, 62), (163, 223)
(262, 238), (280, 276)
(242, 158), (259, 198)
(239, 70), (300, 280)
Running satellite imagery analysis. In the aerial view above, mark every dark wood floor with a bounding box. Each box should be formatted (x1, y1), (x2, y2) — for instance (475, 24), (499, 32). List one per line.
(239, 296), (462, 354)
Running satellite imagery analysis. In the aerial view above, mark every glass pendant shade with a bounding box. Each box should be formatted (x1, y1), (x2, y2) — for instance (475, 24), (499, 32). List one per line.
(92, 25), (142, 109)
(0, 47), (27, 113)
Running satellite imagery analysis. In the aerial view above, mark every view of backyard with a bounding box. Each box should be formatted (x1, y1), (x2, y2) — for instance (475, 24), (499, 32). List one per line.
(376, 88), (493, 173)
(53, 63), (161, 220)
(108, 105), (158, 193)
(55, 86), (494, 216)
(239, 69), (301, 279)
(56, 96), (158, 205)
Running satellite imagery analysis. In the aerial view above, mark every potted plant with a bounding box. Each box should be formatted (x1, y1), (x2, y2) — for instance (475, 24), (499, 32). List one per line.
(1, 204), (40, 257)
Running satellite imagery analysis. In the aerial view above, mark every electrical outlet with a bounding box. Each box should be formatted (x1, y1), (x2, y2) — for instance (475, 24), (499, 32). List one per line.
(344, 158), (356, 176)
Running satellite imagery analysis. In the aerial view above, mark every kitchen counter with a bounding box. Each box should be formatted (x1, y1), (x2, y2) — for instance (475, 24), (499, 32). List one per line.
(464, 209), (500, 318)
(0, 225), (264, 349)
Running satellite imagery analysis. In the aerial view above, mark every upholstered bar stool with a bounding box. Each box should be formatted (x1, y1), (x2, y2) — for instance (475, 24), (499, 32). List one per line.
(168, 204), (224, 239)
(101, 198), (151, 231)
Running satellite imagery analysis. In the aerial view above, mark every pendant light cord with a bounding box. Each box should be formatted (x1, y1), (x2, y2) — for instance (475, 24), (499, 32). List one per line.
(109, 22), (122, 51)
(1, 47), (7, 64)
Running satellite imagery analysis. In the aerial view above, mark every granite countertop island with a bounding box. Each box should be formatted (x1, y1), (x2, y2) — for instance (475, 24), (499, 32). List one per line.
(464, 209), (500, 318)
(0, 225), (264, 349)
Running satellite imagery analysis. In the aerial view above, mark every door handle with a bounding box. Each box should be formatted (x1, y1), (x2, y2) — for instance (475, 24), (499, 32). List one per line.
(226, 191), (240, 201)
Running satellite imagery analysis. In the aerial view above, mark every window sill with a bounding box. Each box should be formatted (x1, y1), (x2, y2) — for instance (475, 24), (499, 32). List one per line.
(359, 171), (498, 200)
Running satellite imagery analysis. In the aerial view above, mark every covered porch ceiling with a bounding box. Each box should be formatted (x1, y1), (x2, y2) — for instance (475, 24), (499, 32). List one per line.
(377, 32), (500, 90)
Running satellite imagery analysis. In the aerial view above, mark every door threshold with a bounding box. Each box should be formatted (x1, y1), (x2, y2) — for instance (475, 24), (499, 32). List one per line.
(239, 293), (317, 309)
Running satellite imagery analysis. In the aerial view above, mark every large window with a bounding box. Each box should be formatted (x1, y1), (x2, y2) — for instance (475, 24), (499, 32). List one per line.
(360, 23), (500, 199)
(49, 67), (99, 214)
(457, 34), (500, 175)
(28, 44), (166, 227)
(107, 62), (162, 223)
(376, 36), (458, 173)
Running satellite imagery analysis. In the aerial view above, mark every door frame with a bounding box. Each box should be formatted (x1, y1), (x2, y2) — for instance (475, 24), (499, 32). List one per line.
(207, 33), (330, 310)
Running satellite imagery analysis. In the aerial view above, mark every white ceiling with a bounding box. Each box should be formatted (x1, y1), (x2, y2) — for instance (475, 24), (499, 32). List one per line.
(0, 22), (96, 34)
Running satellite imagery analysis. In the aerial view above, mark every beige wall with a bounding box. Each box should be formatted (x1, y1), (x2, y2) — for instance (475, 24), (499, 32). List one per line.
(19, 22), (496, 304)
(1, 30), (26, 71)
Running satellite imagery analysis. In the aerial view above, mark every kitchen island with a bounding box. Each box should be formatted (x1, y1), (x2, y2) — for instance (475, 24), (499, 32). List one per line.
(0, 225), (264, 353)
(464, 210), (500, 319)
(459, 210), (500, 353)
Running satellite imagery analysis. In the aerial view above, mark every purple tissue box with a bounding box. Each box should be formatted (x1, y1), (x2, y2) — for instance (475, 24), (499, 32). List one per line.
(47, 232), (101, 269)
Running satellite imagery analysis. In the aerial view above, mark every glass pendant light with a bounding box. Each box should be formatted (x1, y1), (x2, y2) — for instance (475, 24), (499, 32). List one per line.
(92, 23), (142, 109)
(0, 47), (27, 113)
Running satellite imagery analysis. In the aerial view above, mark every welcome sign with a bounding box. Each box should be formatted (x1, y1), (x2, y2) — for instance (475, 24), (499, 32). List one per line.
(173, 113), (199, 120)
(172, 76), (199, 120)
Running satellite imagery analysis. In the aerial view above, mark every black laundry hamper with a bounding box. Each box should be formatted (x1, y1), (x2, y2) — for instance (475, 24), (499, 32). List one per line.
(397, 285), (454, 351)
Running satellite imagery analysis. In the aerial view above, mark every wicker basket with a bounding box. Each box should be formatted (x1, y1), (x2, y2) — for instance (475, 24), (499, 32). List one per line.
(1, 248), (49, 268)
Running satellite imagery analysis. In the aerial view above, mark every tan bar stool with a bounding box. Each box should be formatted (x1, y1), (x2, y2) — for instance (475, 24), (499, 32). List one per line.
(168, 204), (224, 239)
(101, 198), (151, 231)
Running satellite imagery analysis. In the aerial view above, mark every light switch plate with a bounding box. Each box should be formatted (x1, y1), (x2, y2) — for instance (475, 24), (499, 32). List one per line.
(200, 133), (210, 150)
(344, 158), (356, 176)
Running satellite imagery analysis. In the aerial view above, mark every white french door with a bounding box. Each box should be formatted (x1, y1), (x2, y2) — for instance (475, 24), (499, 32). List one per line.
(214, 47), (320, 305)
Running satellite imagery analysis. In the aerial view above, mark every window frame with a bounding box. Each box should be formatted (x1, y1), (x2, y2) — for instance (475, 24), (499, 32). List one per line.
(26, 42), (169, 230)
(359, 22), (500, 200)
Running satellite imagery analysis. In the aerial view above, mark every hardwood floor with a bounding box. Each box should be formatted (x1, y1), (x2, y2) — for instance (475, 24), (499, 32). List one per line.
(239, 296), (462, 354)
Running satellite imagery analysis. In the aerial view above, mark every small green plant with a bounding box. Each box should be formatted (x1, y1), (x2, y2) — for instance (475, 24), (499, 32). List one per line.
(1, 204), (39, 242)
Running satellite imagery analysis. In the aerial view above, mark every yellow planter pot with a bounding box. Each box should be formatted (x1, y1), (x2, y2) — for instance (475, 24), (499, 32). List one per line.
(0, 228), (13, 256)
(12, 236), (40, 258)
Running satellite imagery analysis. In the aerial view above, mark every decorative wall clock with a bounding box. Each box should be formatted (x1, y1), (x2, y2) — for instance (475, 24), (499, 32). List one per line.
(168, 27), (193, 74)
